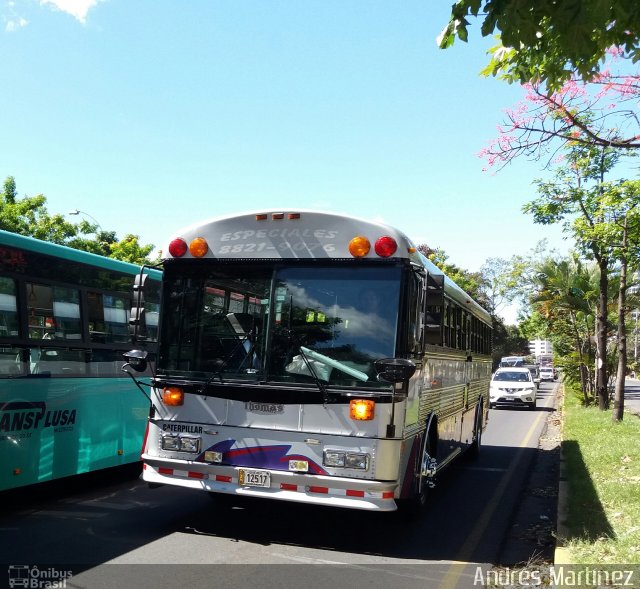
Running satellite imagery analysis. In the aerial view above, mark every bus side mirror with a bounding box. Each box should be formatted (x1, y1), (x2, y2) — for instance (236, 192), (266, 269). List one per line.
(129, 272), (149, 341)
(123, 349), (148, 373)
(374, 358), (416, 383)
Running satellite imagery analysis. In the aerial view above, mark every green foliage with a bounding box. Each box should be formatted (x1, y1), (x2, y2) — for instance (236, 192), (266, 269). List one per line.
(491, 319), (530, 365)
(0, 176), (155, 265)
(108, 234), (154, 264)
(417, 243), (488, 308)
(416, 243), (533, 362)
(2, 176), (17, 204)
(440, 0), (640, 90)
(525, 143), (639, 264)
(563, 385), (640, 562)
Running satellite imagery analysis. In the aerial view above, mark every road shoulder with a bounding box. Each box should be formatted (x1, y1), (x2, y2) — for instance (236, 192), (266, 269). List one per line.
(496, 387), (561, 567)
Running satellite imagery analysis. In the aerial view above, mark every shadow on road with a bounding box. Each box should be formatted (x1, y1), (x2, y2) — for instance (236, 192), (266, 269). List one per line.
(0, 442), (545, 570)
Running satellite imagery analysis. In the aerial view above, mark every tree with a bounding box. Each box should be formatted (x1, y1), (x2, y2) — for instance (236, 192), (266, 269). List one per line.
(524, 142), (636, 410)
(491, 318), (530, 367)
(3, 176), (17, 203)
(527, 254), (599, 403)
(417, 244), (488, 307)
(479, 71), (640, 170)
(439, 0), (640, 90)
(416, 244), (528, 365)
(0, 176), (155, 265)
(108, 234), (155, 264)
(602, 180), (640, 421)
(479, 256), (523, 317)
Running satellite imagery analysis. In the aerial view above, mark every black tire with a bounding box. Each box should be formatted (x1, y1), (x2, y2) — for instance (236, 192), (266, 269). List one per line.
(467, 405), (483, 460)
(398, 428), (434, 516)
(528, 400), (536, 410)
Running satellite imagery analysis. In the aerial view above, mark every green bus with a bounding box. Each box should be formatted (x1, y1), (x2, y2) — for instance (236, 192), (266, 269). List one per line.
(0, 230), (160, 491)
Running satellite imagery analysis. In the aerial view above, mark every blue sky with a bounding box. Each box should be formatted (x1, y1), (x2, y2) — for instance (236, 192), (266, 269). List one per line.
(1, 0), (570, 284)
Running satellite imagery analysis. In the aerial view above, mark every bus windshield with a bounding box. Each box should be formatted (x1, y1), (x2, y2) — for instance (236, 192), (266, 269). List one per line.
(157, 263), (400, 388)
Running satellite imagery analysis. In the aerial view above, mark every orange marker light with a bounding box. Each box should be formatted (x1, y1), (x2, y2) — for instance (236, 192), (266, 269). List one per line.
(348, 236), (371, 258)
(162, 387), (184, 406)
(189, 237), (209, 257)
(350, 399), (375, 420)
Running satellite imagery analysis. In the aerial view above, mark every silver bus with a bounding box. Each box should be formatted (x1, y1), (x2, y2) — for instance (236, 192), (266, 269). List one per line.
(126, 210), (493, 512)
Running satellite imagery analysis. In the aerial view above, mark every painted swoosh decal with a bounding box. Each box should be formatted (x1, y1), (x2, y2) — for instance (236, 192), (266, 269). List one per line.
(198, 440), (327, 474)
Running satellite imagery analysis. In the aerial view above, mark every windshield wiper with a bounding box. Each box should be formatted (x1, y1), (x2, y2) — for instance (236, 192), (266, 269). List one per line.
(298, 347), (329, 404)
(299, 346), (369, 382)
(200, 358), (227, 390)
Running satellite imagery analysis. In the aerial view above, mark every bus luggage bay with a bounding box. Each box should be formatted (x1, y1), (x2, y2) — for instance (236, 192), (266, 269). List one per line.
(129, 210), (492, 511)
(0, 230), (160, 491)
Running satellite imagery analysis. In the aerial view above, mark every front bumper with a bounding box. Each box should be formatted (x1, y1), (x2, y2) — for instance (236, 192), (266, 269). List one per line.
(142, 455), (399, 511)
(490, 388), (536, 406)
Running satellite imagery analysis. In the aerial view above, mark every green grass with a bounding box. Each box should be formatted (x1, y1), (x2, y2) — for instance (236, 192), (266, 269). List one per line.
(561, 386), (640, 563)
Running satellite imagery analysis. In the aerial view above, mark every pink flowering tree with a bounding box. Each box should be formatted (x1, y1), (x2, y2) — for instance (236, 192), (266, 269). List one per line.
(480, 63), (640, 171)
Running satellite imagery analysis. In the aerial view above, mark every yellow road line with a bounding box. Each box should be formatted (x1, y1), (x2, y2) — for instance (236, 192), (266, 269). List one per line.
(437, 403), (549, 589)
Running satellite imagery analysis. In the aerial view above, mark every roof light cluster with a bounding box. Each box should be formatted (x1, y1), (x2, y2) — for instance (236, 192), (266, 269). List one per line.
(168, 237), (209, 258)
(255, 212), (300, 220)
(348, 235), (397, 258)
(166, 211), (403, 259)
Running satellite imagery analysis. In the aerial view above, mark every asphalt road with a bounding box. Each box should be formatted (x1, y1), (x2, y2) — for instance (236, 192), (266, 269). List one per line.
(0, 383), (561, 589)
(622, 377), (640, 416)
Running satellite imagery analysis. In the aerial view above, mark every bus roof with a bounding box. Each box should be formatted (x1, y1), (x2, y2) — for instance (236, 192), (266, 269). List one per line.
(164, 209), (491, 324)
(0, 229), (160, 278)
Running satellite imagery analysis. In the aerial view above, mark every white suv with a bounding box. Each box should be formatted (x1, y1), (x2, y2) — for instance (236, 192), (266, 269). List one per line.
(539, 367), (555, 382)
(490, 367), (537, 410)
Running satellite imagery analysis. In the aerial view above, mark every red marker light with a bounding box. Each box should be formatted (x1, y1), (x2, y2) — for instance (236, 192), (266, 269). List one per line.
(168, 238), (188, 257)
(374, 236), (397, 257)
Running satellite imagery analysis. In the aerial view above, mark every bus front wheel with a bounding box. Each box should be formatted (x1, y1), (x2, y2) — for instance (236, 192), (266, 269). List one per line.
(399, 427), (435, 516)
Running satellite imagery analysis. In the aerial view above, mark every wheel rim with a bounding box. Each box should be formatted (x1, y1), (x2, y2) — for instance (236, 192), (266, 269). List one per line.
(416, 435), (432, 505)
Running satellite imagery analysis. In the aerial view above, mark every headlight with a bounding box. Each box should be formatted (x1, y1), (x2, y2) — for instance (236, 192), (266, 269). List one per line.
(161, 434), (200, 453)
(323, 449), (369, 470)
(323, 450), (346, 467)
(179, 436), (200, 453)
(344, 453), (368, 470)
(161, 434), (180, 451)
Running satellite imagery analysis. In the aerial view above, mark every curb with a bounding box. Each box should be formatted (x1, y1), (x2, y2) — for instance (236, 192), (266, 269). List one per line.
(553, 384), (571, 565)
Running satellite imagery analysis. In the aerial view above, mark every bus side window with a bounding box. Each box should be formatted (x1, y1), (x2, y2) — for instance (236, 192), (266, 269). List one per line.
(406, 274), (423, 355)
(88, 292), (131, 344)
(0, 346), (26, 376)
(424, 274), (444, 346)
(31, 347), (88, 376)
(27, 284), (82, 341)
(0, 277), (19, 338)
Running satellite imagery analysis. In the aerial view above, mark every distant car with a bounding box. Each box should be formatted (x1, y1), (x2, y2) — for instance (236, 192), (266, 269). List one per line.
(539, 367), (556, 382)
(489, 367), (537, 410)
(524, 364), (541, 384)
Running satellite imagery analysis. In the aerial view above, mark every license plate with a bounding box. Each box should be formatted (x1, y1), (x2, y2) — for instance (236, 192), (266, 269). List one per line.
(238, 468), (271, 488)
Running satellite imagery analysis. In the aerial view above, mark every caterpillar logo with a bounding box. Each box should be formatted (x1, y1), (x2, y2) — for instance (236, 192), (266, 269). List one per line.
(0, 402), (77, 433)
